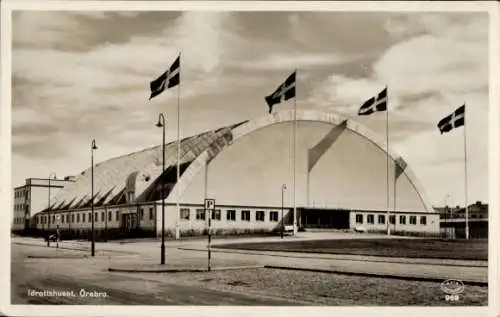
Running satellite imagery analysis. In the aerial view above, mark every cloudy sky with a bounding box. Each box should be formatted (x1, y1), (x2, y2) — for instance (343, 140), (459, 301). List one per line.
(9, 7), (490, 207)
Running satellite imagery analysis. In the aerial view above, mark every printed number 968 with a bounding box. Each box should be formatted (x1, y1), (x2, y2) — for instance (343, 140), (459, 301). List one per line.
(445, 295), (460, 301)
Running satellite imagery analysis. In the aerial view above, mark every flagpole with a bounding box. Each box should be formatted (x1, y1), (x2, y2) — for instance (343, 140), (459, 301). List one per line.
(463, 105), (469, 240)
(386, 87), (390, 236)
(175, 53), (181, 240)
(293, 69), (297, 235)
(306, 168), (310, 208)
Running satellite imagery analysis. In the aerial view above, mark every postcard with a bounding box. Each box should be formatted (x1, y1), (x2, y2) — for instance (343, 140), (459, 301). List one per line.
(1, 1), (498, 317)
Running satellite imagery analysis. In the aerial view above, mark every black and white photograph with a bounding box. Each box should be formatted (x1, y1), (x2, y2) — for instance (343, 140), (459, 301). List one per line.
(1, 1), (499, 316)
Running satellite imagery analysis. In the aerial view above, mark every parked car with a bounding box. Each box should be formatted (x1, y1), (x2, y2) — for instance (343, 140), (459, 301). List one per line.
(354, 226), (367, 233)
(44, 234), (58, 242)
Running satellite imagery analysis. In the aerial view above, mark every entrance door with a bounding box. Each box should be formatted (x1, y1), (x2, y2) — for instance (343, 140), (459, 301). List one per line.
(121, 214), (137, 232)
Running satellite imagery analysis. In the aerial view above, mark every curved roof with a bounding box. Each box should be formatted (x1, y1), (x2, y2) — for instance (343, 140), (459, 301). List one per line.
(49, 121), (247, 210)
(48, 109), (432, 213)
(172, 109), (433, 212)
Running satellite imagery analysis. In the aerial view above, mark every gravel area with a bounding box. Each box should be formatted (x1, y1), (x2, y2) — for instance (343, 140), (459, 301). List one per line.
(138, 268), (488, 306)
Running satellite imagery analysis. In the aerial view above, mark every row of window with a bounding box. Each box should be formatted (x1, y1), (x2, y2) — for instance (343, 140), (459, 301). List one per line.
(14, 190), (26, 198)
(14, 204), (26, 212)
(355, 214), (427, 226)
(13, 217), (25, 224)
(181, 208), (280, 222)
(37, 207), (156, 225)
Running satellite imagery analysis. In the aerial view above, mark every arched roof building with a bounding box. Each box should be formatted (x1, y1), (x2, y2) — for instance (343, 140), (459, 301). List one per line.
(46, 109), (432, 214)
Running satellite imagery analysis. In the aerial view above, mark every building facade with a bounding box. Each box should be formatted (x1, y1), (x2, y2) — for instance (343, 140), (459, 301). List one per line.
(12, 177), (75, 232)
(26, 110), (439, 239)
(438, 201), (488, 239)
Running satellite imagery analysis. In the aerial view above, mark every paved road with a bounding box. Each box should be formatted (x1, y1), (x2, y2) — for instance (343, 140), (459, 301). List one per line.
(12, 234), (487, 284)
(11, 243), (300, 305)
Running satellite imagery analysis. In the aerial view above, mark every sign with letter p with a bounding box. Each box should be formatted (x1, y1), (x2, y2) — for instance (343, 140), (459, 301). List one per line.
(204, 198), (215, 210)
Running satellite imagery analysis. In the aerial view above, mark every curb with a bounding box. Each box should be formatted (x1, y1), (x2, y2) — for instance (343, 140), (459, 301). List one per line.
(178, 247), (487, 268)
(27, 255), (89, 259)
(13, 242), (137, 256)
(264, 265), (488, 287)
(108, 265), (264, 273)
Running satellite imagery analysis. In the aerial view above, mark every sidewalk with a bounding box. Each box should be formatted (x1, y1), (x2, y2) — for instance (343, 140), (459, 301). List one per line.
(11, 237), (137, 256)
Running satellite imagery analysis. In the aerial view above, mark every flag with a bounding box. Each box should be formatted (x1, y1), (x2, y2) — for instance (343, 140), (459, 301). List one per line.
(438, 104), (465, 134)
(265, 71), (296, 114)
(358, 87), (387, 116)
(149, 55), (180, 100)
(307, 120), (348, 172)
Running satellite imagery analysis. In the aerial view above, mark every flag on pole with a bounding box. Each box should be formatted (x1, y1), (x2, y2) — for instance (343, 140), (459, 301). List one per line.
(358, 87), (387, 116)
(265, 71), (296, 114)
(307, 120), (348, 172)
(437, 104), (465, 134)
(149, 55), (180, 100)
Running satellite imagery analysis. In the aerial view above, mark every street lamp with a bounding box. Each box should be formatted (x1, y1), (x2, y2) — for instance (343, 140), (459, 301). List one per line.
(156, 113), (166, 265)
(47, 172), (57, 247)
(281, 184), (287, 239)
(91, 139), (98, 257)
(56, 215), (60, 248)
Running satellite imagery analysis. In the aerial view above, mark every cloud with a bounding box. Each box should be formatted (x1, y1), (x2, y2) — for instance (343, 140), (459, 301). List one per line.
(9, 10), (490, 208)
(310, 12), (488, 121)
(230, 52), (368, 71)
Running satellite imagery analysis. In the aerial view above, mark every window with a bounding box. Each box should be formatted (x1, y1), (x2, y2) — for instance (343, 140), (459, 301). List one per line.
(149, 208), (153, 220)
(61, 215), (65, 224)
(409, 216), (417, 225)
(52, 215), (55, 223)
(256, 211), (265, 222)
(420, 216), (427, 225)
(88, 212), (92, 223)
(241, 210), (251, 221)
(76, 213), (80, 223)
(226, 210), (236, 221)
(108, 211), (112, 222)
(399, 215), (406, 225)
(270, 211), (279, 222)
(116, 211), (119, 221)
(101, 211), (104, 222)
(71, 214), (75, 223)
(355, 214), (363, 224)
(180, 208), (190, 220)
(389, 215), (396, 224)
(82, 213), (86, 223)
(367, 214), (374, 224)
(196, 209), (206, 220)
(378, 215), (386, 224)
(140, 208), (144, 220)
(94, 212), (98, 222)
(212, 209), (221, 221)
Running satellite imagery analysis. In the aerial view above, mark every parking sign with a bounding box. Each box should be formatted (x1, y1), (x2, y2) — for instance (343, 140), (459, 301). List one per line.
(204, 198), (215, 210)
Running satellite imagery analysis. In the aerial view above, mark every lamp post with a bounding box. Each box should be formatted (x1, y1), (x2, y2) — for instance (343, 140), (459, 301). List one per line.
(91, 139), (98, 257)
(56, 215), (60, 248)
(281, 184), (286, 239)
(47, 172), (57, 247)
(156, 113), (166, 265)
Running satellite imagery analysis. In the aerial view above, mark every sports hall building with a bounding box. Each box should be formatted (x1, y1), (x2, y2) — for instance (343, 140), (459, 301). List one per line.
(24, 110), (440, 239)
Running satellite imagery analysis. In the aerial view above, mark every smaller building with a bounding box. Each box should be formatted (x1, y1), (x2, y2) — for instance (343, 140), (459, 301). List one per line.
(437, 201), (488, 239)
(12, 177), (75, 233)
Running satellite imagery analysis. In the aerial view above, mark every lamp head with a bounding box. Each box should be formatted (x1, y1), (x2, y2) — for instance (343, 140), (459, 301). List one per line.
(156, 113), (165, 128)
(91, 139), (98, 150)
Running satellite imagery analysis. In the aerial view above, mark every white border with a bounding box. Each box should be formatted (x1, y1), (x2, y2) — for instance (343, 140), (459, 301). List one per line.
(1, 1), (498, 317)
